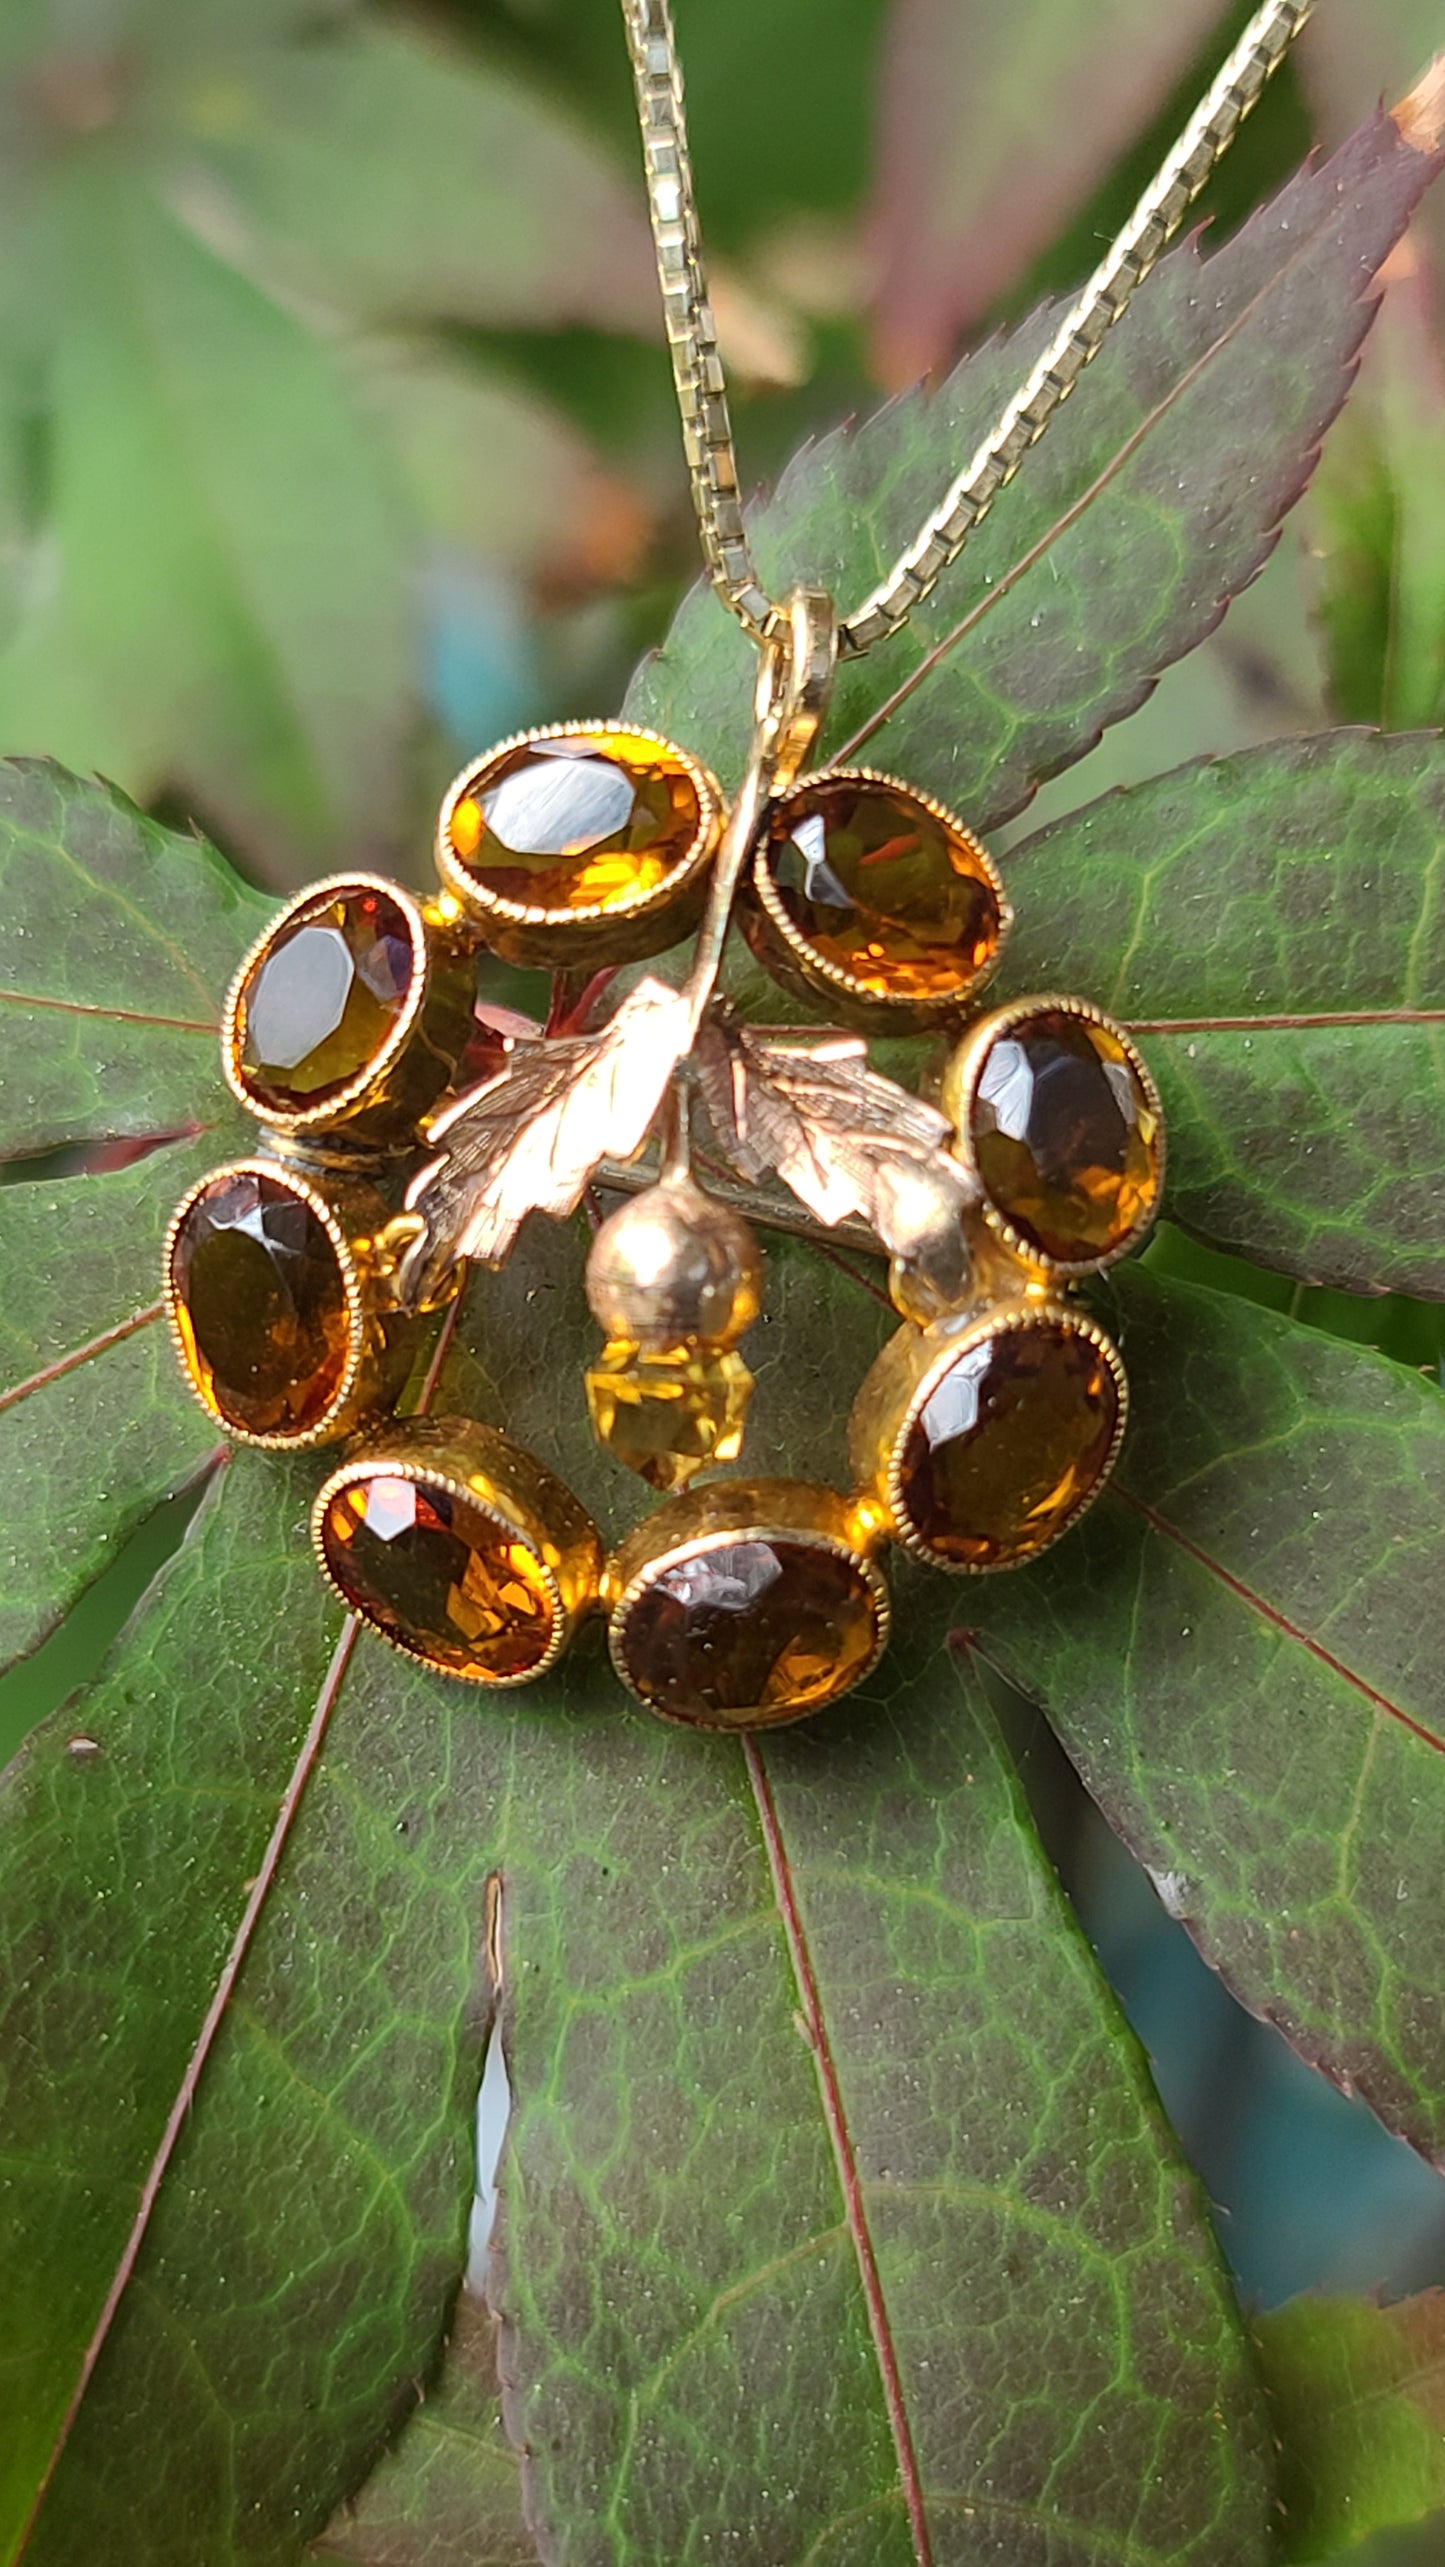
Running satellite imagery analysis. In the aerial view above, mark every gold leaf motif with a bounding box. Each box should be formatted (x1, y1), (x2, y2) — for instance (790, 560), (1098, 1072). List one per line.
(693, 1020), (976, 1261)
(401, 978), (694, 1298)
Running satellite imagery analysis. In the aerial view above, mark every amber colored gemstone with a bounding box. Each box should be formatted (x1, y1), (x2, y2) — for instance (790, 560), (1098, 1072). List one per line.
(319, 1475), (556, 1681)
(761, 776), (1004, 1002)
(617, 1537), (882, 1729)
(237, 886), (415, 1112)
(586, 1342), (753, 1491)
(449, 731), (704, 914)
(967, 1008), (1161, 1266)
(898, 1321), (1120, 1568)
(170, 1170), (352, 1438)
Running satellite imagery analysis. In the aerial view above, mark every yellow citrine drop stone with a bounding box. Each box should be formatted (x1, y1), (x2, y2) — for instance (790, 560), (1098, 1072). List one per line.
(586, 1341), (753, 1491)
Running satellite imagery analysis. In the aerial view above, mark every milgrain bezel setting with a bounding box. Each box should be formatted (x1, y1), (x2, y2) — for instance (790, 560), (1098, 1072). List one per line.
(944, 992), (1166, 1280)
(744, 761), (1014, 1031)
(851, 1300), (1130, 1575)
(164, 1157), (391, 1451)
(604, 1477), (892, 1732)
(435, 722), (726, 968)
(222, 872), (476, 1148)
(311, 1419), (604, 1687)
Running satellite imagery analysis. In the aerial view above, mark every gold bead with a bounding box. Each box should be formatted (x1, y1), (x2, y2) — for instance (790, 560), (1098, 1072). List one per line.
(585, 1177), (763, 1351)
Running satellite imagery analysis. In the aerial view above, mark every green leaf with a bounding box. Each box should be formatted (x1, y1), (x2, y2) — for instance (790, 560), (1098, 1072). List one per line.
(181, 18), (656, 337)
(868, 0), (1232, 380)
(1312, 268), (1445, 734)
(0, 762), (266, 1159)
(0, 763), (263, 1671)
(1256, 2292), (1445, 2561)
(0, 1140), (226, 1672)
(309, 2298), (532, 2564)
(0, 3), (661, 879)
(0, 166), (410, 880)
(2, 1505), (1278, 2564)
(967, 1262), (1445, 2157)
(628, 110), (1441, 825)
(0, 751), (1277, 2557)
(999, 732), (1445, 1297)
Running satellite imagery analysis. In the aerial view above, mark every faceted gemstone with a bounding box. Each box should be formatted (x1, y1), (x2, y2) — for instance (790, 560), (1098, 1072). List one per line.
(761, 777), (1003, 1002)
(319, 1475), (555, 1681)
(170, 1170), (352, 1438)
(238, 886), (415, 1112)
(449, 731), (704, 913)
(586, 1342), (753, 1491)
(617, 1537), (881, 1729)
(967, 1008), (1161, 1265)
(898, 1321), (1120, 1568)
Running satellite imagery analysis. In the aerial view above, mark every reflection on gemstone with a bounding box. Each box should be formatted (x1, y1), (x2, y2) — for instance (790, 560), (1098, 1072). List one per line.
(448, 730), (704, 913)
(616, 1534), (881, 1728)
(967, 1008), (1160, 1265)
(320, 1473), (556, 1681)
(760, 775), (1004, 1002)
(898, 1320), (1120, 1567)
(170, 1169), (352, 1438)
(238, 886), (415, 1111)
(586, 1342), (753, 1490)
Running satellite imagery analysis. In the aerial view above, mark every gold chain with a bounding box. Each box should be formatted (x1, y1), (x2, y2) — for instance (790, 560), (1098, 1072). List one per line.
(620, 0), (1315, 658)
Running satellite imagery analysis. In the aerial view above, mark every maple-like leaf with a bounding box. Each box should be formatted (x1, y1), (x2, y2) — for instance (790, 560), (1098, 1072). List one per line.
(694, 1018), (974, 1264)
(402, 979), (694, 1291)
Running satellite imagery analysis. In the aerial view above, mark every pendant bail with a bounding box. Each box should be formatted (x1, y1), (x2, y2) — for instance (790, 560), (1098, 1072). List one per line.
(756, 585), (838, 795)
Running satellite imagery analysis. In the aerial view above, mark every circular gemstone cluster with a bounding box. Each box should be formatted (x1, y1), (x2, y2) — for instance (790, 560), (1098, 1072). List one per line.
(166, 718), (1165, 1729)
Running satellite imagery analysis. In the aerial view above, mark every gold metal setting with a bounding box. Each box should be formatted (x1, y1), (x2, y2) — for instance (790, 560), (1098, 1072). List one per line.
(164, 1157), (415, 1451)
(312, 1419), (603, 1687)
(605, 1477), (891, 1731)
(849, 1301), (1130, 1575)
(943, 993), (1166, 1279)
(434, 723), (725, 968)
(222, 873), (477, 1150)
(743, 762), (1013, 1031)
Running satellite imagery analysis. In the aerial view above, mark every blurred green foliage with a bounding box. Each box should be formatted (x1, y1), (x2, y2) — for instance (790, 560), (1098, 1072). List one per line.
(4, 2), (1445, 2555)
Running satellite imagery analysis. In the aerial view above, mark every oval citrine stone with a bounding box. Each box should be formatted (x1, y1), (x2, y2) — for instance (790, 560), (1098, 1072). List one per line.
(169, 1169), (354, 1439)
(235, 884), (417, 1114)
(759, 774), (1005, 1003)
(318, 1474), (558, 1682)
(959, 1006), (1162, 1267)
(896, 1318), (1121, 1569)
(447, 729), (706, 915)
(614, 1534), (883, 1730)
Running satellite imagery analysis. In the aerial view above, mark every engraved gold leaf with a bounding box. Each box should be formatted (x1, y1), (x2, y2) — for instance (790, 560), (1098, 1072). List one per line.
(693, 1020), (976, 1259)
(402, 977), (694, 1295)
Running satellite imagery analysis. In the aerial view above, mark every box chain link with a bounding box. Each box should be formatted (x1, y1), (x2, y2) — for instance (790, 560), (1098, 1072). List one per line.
(619, 0), (1315, 659)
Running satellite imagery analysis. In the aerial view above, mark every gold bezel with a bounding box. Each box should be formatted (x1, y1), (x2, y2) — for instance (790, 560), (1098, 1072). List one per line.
(605, 1477), (891, 1732)
(163, 1157), (381, 1451)
(311, 1419), (603, 1688)
(850, 1302), (1129, 1575)
(942, 993), (1166, 1280)
(743, 762), (1014, 1032)
(222, 874), (443, 1140)
(434, 723), (725, 968)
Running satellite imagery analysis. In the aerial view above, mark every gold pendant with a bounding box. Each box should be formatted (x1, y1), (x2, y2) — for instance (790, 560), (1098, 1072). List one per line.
(166, 589), (1164, 1727)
